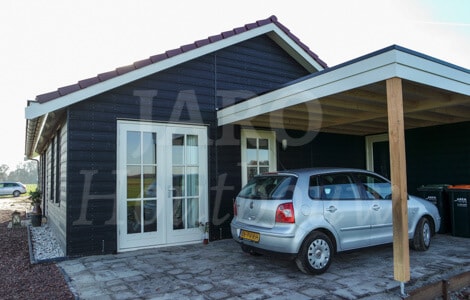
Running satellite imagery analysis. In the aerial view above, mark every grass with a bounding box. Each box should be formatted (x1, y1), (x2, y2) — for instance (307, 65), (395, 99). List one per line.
(26, 184), (38, 194)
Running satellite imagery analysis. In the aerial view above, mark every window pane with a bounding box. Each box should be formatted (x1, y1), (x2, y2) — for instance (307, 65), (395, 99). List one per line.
(246, 138), (257, 149)
(172, 134), (184, 165)
(142, 132), (156, 164)
(259, 167), (269, 174)
(187, 167), (199, 196)
(247, 167), (257, 182)
(143, 166), (156, 198)
(127, 201), (141, 234)
(309, 176), (321, 199)
(259, 148), (269, 165)
(246, 148), (257, 166)
(173, 198), (184, 229)
(127, 131), (141, 164)
(356, 173), (391, 200)
(127, 166), (141, 199)
(187, 198), (199, 228)
(173, 167), (184, 197)
(143, 200), (157, 232)
(259, 139), (268, 149)
(187, 135), (199, 165)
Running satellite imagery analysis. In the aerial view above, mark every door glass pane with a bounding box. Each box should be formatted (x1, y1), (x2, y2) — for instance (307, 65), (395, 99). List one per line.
(143, 166), (156, 198)
(127, 131), (141, 164)
(186, 135), (199, 165)
(259, 167), (269, 174)
(142, 132), (156, 164)
(127, 166), (141, 199)
(187, 198), (199, 228)
(172, 134), (184, 165)
(246, 138), (257, 166)
(173, 167), (184, 197)
(259, 138), (269, 166)
(127, 201), (141, 234)
(143, 200), (157, 232)
(173, 198), (184, 229)
(187, 167), (199, 196)
(247, 167), (257, 182)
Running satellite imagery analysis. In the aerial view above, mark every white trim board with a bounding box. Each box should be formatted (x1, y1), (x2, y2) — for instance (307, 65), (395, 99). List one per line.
(217, 47), (470, 126)
(25, 24), (324, 120)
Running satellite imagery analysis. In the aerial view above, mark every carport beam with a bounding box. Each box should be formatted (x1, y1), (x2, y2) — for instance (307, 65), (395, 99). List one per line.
(386, 77), (411, 284)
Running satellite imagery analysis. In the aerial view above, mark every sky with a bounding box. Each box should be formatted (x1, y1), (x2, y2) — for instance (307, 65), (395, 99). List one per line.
(1, 0), (469, 171)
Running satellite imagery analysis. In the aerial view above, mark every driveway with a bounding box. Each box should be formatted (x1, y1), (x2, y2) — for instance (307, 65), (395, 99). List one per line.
(57, 234), (470, 299)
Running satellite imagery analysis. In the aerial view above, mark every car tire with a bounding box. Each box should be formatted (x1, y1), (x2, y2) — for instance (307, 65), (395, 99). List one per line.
(13, 190), (20, 197)
(411, 217), (431, 251)
(295, 231), (333, 275)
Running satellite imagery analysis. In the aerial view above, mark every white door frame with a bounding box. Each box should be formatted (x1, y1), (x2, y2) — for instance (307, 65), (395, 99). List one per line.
(365, 133), (388, 172)
(117, 120), (208, 252)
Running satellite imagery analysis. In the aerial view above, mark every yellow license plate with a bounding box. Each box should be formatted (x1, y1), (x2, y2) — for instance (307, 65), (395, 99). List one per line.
(240, 230), (260, 243)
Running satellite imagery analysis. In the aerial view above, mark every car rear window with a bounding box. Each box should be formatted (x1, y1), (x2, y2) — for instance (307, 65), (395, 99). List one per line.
(238, 175), (297, 200)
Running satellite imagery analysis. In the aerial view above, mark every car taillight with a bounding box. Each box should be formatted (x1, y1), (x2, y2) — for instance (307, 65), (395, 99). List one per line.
(275, 202), (295, 223)
(233, 199), (238, 216)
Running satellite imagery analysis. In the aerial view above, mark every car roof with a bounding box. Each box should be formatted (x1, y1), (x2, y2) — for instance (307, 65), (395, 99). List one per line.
(270, 167), (379, 177)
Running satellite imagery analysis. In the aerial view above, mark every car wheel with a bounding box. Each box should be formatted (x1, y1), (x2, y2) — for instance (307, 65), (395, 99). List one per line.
(295, 231), (333, 275)
(13, 190), (20, 197)
(411, 217), (431, 251)
(241, 244), (262, 256)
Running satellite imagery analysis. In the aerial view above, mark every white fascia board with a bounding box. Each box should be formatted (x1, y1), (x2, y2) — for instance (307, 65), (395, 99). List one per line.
(217, 50), (399, 125)
(267, 30), (325, 72)
(217, 48), (470, 126)
(25, 23), (321, 120)
(394, 51), (470, 96)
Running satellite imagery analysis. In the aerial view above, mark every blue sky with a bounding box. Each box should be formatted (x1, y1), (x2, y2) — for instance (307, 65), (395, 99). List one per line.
(1, 0), (469, 170)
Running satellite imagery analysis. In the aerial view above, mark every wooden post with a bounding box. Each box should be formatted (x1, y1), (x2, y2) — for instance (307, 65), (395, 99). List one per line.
(386, 77), (410, 283)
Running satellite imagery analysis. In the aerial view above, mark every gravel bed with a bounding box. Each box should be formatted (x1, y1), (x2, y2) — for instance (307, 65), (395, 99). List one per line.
(0, 200), (74, 299)
(29, 224), (65, 262)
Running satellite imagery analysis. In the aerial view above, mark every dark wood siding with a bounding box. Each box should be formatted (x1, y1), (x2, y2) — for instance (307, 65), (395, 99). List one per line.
(406, 122), (470, 194)
(47, 121), (67, 253)
(65, 35), (311, 255)
(278, 130), (366, 169)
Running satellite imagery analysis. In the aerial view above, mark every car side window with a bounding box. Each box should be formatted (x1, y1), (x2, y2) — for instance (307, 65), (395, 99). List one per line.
(310, 174), (360, 200)
(309, 176), (321, 199)
(355, 173), (391, 200)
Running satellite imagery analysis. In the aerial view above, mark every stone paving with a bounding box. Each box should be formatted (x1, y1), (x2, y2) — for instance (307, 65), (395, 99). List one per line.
(57, 234), (470, 299)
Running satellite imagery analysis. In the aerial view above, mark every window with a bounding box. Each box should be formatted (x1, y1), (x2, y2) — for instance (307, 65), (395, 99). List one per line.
(241, 129), (276, 186)
(355, 173), (392, 200)
(238, 175), (297, 200)
(309, 173), (360, 200)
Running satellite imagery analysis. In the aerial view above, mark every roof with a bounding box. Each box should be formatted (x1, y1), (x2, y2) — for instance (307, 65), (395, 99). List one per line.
(217, 45), (470, 136)
(29, 15), (327, 108)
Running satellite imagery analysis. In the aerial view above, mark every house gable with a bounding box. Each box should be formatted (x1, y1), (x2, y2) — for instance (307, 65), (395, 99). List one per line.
(59, 31), (316, 256)
(25, 16), (326, 121)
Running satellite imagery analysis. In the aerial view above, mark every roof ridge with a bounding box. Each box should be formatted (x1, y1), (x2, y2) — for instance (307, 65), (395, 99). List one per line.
(35, 15), (327, 103)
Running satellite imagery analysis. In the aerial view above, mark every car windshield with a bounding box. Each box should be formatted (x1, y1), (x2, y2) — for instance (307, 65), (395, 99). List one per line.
(238, 175), (297, 200)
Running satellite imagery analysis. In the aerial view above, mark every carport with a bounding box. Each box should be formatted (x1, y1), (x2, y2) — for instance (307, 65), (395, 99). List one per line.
(217, 45), (470, 290)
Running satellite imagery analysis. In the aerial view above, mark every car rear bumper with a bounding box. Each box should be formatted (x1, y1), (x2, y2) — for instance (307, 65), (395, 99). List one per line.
(231, 220), (300, 254)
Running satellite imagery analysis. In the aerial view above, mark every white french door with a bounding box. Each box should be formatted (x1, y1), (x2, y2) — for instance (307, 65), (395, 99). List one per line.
(117, 121), (208, 251)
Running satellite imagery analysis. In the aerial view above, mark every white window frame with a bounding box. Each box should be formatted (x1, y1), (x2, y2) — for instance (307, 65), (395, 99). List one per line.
(240, 129), (277, 186)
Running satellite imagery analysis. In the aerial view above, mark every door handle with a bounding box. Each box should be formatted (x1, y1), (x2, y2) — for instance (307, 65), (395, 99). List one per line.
(326, 206), (337, 213)
(372, 204), (381, 211)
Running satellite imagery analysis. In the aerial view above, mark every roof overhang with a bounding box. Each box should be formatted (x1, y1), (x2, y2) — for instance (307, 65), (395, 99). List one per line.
(217, 45), (470, 135)
(24, 23), (324, 121)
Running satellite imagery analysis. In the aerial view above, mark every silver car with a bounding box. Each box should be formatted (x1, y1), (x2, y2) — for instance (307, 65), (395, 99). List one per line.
(0, 182), (27, 197)
(231, 168), (441, 275)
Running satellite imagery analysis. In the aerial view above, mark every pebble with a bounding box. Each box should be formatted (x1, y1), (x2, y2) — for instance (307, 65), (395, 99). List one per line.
(29, 224), (65, 261)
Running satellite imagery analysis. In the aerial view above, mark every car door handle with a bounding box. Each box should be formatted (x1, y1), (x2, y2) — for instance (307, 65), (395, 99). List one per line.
(326, 206), (337, 213)
(372, 204), (381, 211)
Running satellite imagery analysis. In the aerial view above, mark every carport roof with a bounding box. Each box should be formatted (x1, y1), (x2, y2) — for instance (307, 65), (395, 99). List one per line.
(217, 45), (470, 136)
